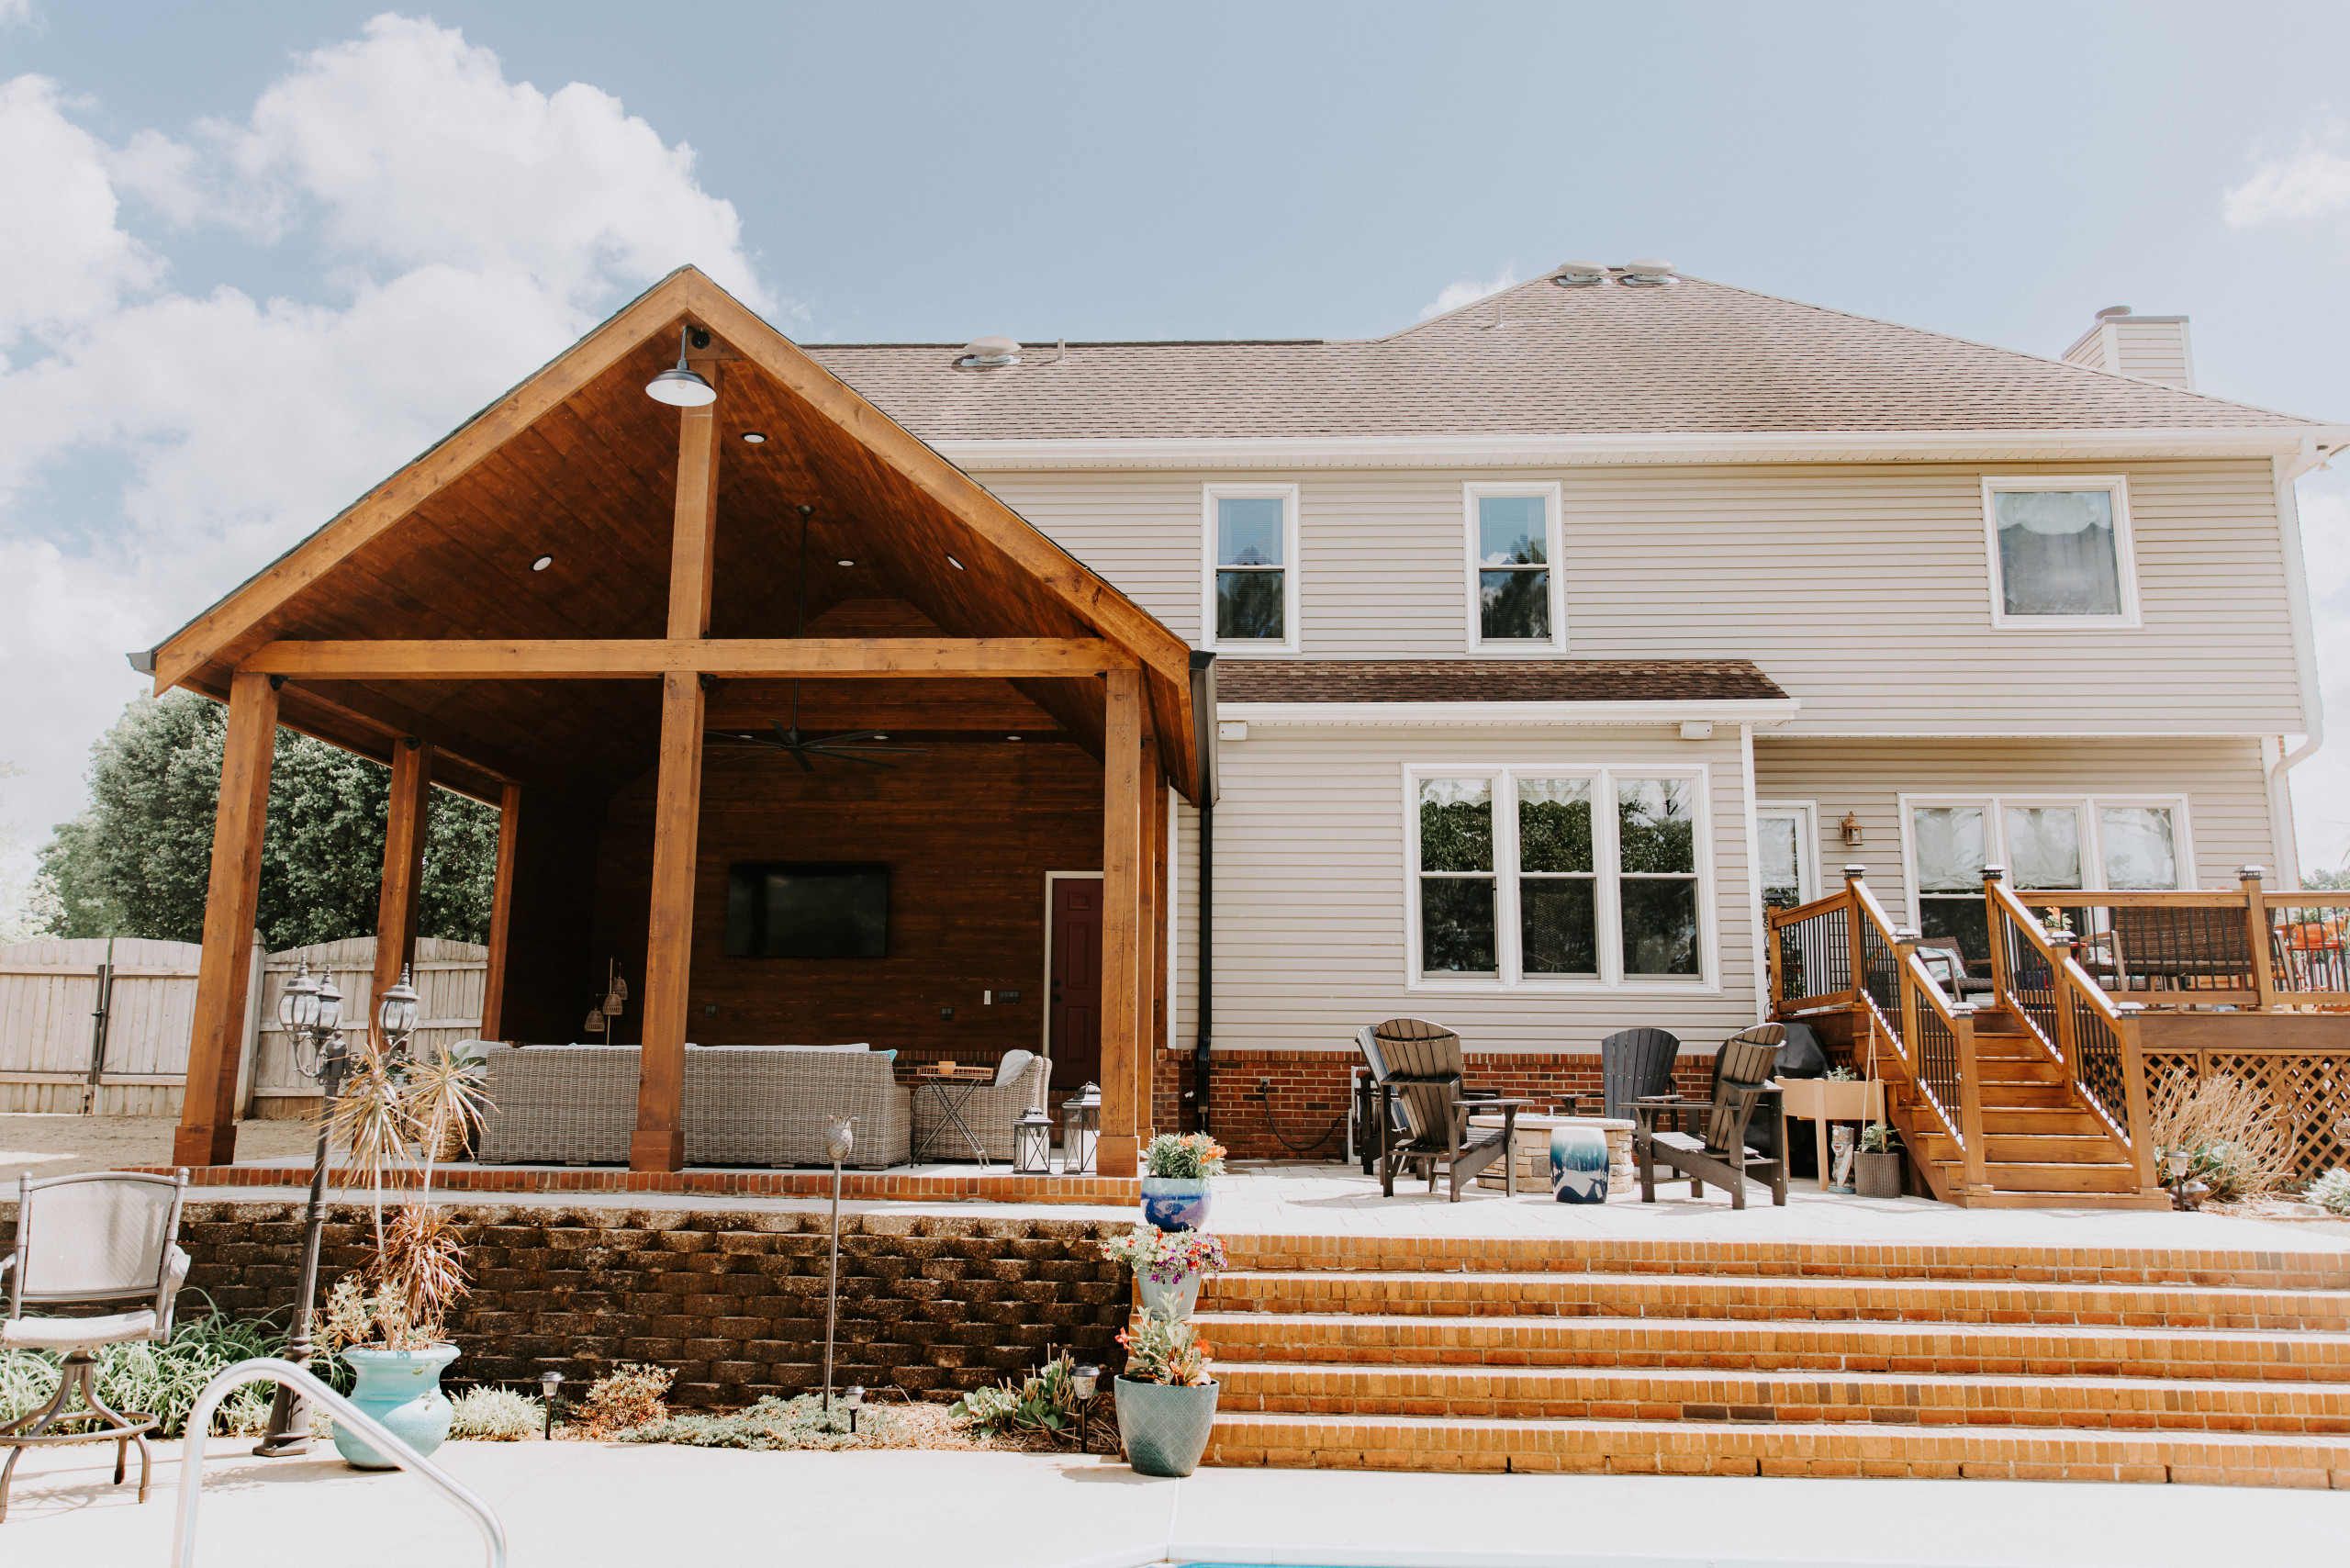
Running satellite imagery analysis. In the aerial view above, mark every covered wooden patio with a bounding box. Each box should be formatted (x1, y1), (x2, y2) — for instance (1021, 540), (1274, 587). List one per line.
(146, 267), (1208, 1177)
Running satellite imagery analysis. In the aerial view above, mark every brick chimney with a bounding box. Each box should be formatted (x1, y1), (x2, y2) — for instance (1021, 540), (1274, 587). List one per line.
(2061, 305), (2195, 390)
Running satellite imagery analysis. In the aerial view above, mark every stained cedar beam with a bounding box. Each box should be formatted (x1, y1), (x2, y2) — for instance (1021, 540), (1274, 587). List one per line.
(479, 784), (521, 1043)
(173, 671), (278, 1167)
(1096, 666), (1145, 1180)
(240, 638), (1141, 680)
(373, 741), (434, 1018)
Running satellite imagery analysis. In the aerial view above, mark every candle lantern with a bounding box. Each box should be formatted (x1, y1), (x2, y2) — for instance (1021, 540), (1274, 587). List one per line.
(1059, 1082), (1102, 1174)
(1013, 1105), (1054, 1174)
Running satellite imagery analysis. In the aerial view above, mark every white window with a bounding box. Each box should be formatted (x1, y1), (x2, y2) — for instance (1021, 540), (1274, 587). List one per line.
(1201, 484), (1300, 654)
(1407, 764), (1714, 989)
(1980, 476), (2141, 629)
(1897, 793), (2190, 962)
(1462, 482), (1565, 651)
(1754, 801), (1819, 911)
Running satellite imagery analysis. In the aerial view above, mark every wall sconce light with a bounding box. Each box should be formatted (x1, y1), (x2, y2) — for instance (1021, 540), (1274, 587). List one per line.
(1840, 812), (1864, 848)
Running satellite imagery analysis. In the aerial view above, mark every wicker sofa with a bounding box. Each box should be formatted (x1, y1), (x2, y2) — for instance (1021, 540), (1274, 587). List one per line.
(471, 1043), (912, 1169)
(912, 1053), (1051, 1161)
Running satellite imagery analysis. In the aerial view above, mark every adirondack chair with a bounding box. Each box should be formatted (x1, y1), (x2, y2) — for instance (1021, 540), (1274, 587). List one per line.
(1632, 1025), (1788, 1211)
(1598, 1028), (1680, 1121)
(1354, 1018), (1529, 1202)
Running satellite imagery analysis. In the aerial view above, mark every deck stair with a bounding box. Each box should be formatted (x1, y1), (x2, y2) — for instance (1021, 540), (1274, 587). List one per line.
(1195, 1235), (2350, 1484)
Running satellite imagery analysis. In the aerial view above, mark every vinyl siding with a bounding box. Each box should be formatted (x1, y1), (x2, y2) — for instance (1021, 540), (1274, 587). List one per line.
(1175, 723), (1760, 1058)
(2110, 320), (2194, 389)
(1752, 734), (2279, 926)
(982, 459), (2303, 734)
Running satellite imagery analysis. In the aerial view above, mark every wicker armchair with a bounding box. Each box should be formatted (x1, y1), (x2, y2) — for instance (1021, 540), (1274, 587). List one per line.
(912, 1053), (1050, 1161)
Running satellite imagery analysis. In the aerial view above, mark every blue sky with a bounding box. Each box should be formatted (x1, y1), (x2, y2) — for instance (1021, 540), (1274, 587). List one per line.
(4, 2), (2350, 903)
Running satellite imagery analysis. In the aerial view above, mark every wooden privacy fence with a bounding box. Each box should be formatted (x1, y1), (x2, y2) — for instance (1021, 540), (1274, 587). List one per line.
(0, 935), (485, 1117)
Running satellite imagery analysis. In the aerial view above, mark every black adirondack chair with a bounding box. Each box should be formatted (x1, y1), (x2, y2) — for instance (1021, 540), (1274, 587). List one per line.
(1633, 1024), (1788, 1211)
(1598, 1028), (1681, 1121)
(1354, 1018), (1527, 1203)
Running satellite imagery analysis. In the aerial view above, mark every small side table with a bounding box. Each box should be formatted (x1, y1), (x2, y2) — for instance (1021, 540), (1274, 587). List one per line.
(912, 1070), (995, 1167)
(1775, 1077), (1886, 1192)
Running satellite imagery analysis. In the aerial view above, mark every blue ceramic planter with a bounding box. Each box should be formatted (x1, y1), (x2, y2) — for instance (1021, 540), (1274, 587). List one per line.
(335, 1343), (460, 1469)
(1550, 1125), (1611, 1204)
(1139, 1175), (1213, 1232)
(1114, 1376), (1220, 1477)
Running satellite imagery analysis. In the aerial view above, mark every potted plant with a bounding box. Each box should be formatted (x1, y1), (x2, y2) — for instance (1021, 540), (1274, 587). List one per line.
(1855, 1119), (1905, 1199)
(1139, 1132), (1225, 1231)
(1101, 1223), (1226, 1318)
(1113, 1310), (1219, 1477)
(314, 993), (491, 1469)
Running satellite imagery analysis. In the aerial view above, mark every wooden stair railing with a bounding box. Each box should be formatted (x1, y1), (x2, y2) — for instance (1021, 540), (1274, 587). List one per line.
(1984, 868), (2159, 1199)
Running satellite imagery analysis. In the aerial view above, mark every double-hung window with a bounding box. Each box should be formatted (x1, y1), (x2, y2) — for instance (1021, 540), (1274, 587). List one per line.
(1901, 794), (2188, 962)
(1202, 484), (1300, 653)
(1754, 802), (1819, 911)
(1981, 476), (2140, 628)
(1463, 483), (1564, 650)
(1410, 765), (1711, 987)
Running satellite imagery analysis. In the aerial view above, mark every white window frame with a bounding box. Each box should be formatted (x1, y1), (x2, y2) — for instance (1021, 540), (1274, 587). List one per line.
(1754, 801), (1820, 908)
(1980, 475), (2142, 630)
(1403, 762), (1718, 993)
(1896, 791), (2196, 927)
(1201, 482), (1301, 655)
(1462, 481), (1566, 653)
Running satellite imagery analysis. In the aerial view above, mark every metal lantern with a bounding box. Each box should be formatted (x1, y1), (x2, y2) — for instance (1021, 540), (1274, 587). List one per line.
(375, 964), (420, 1054)
(278, 960), (319, 1036)
(1013, 1106), (1054, 1174)
(1059, 1082), (1102, 1174)
(314, 972), (342, 1036)
(582, 1005), (606, 1036)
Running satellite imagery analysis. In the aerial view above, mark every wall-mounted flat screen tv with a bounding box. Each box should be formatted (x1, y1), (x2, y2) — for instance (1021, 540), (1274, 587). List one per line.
(724, 862), (889, 958)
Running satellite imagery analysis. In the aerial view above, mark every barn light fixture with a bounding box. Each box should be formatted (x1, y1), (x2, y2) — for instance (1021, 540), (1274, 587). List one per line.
(531, 554), (554, 572)
(741, 431), (767, 443)
(645, 326), (718, 407)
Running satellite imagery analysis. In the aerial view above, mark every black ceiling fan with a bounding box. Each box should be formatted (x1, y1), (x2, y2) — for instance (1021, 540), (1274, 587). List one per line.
(705, 506), (927, 770)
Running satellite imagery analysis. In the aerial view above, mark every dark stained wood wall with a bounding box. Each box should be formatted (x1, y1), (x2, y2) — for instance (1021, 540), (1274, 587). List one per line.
(583, 741), (1103, 1058)
(498, 786), (618, 1045)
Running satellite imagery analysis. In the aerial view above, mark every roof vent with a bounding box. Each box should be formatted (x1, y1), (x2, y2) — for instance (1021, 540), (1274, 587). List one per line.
(1551, 260), (1609, 286)
(1617, 258), (1675, 287)
(2096, 305), (2132, 319)
(958, 335), (1021, 368)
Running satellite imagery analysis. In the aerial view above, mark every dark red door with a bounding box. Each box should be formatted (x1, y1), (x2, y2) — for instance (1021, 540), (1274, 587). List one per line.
(1049, 879), (1102, 1092)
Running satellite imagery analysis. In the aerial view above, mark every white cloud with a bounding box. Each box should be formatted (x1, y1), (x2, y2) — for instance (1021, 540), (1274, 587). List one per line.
(0, 1), (39, 29)
(0, 14), (778, 875)
(2223, 120), (2350, 228)
(1417, 265), (1519, 321)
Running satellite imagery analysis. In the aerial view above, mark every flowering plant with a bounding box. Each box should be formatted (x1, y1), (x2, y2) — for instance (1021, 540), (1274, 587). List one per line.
(1143, 1132), (1226, 1180)
(1100, 1223), (1227, 1284)
(1116, 1310), (1214, 1386)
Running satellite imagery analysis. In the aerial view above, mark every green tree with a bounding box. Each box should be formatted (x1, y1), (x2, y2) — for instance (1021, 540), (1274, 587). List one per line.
(35, 692), (499, 948)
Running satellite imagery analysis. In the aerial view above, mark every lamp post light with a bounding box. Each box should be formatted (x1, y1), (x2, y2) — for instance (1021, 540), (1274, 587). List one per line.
(254, 962), (348, 1457)
(821, 1113), (854, 1417)
(375, 964), (420, 1060)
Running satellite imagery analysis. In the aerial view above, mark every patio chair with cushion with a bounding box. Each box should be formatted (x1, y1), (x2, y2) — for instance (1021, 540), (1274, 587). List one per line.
(1354, 1018), (1529, 1203)
(1597, 1027), (1680, 1121)
(912, 1050), (1051, 1161)
(2, 1169), (191, 1524)
(1633, 1025), (1788, 1211)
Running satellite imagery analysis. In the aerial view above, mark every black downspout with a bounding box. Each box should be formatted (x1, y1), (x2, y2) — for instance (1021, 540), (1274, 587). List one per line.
(1189, 650), (1217, 1135)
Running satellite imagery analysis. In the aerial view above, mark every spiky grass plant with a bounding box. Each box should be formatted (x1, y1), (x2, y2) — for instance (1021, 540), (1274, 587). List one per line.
(0, 1297), (338, 1438)
(2146, 1070), (2295, 1202)
(448, 1386), (544, 1440)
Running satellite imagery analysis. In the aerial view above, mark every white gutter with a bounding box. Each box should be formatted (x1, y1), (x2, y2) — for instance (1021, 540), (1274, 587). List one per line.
(940, 425), (2350, 472)
(2267, 440), (2329, 883)
(1740, 722), (1770, 1025)
(1217, 697), (1800, 727)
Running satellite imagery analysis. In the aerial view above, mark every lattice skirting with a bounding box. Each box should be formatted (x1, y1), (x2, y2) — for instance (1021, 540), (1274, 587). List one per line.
(2143, 1050), (2350, 1183)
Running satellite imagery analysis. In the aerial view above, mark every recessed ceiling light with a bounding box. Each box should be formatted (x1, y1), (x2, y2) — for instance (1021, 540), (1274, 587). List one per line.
(1006, 734), (1022, 742)
(741, 431), (767, 443)
(836, 558), (855, 567)
(531, 554), (554, 572)
(872, 734), (889, 741)
(946, 554), (965, 570)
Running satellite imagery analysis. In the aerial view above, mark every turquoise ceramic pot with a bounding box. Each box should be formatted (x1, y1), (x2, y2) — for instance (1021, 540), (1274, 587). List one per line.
(1137, 1269), (1203, 1320)
(335, 1344), (460, 1469)
(1550, 1125), (1611, 1204)
(1114, 1376), (1220, 1477)
(1139, 1176), (1212, 1232)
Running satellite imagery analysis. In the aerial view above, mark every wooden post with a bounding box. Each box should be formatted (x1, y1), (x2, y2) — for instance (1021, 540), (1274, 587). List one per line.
(2242, 867), (2277, 1010)
(478, 784), (522, 1043)
(633, 356), (722, 1173)
(1098, 667), (1145, 1178)
(1982, 867), (2010, 1000)
(1152, 776), (1171, 1133)
(173, 671), (278, 1167)
(1137, 731), (1162, 1142)
(373, 739), (434, 1017)
(2119, 1011), (2157, 1194)
(1841, 864), (1867, 1029)
(2047, 931), (2080, 1080)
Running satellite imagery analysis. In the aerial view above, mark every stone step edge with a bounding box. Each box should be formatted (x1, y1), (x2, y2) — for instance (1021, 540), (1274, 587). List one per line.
(1205, 1268), (2350, 1305)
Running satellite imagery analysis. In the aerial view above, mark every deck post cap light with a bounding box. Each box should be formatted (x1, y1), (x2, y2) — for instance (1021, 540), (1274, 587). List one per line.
(645, 326), (718, 407)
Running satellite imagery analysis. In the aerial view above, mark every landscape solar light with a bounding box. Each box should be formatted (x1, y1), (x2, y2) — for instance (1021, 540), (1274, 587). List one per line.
(540, 1371), (565, 1439)
(1071, 1364), (1099, 1401)
(843, 1384), (864, 1435)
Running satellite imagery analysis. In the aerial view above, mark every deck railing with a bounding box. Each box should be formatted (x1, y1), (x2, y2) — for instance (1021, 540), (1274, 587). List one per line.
(2011, 868), (2350, 1011)
(1769, 888), (1854, 1012)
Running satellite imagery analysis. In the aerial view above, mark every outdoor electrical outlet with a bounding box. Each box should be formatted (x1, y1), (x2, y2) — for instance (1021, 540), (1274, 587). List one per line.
(940, 1006), (954, 1020)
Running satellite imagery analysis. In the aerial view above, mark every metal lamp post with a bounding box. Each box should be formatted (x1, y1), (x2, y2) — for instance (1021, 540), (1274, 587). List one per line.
(821, 1113), (854, 1417)
(254, 962), (347, 1457)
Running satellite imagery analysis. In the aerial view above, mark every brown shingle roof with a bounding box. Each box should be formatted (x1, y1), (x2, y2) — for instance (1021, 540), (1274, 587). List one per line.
(803, 274), (2328, 442)
(1214, 660), (1789, 704)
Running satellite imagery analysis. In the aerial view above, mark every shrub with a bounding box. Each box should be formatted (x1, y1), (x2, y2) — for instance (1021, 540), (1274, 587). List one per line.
(2307, 1169), (2350, 1216)
(449, 1386), (543, 1440)
(950, 1350), (1084, 1436)
(0, 1300), (328, 1439)
(1116, 1311), (1214, 1387)
(1142, 1133), (1225, 1180)
(578, 1362), (673, 1437)
(619, 1394), (892, 1451)
(1099, 1224), (1226, 1283)
(2146, 1070), (2295, 1202)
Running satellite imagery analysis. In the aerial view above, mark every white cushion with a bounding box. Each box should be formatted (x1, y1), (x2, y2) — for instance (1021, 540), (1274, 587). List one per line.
(994, 1048), (1036, 1088)
(3, 1308), (158, 1350)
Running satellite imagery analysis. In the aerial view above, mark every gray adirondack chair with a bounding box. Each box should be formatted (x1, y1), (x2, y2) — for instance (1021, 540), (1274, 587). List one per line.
(1598, 1028), (1681, 1121)
(1354, 1018), (1520, 1202)
(1633, 1025), (1789, 1211)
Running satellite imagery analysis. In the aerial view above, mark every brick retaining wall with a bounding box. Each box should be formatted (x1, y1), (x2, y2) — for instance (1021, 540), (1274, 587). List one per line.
(0, 1202), (1134, 1409)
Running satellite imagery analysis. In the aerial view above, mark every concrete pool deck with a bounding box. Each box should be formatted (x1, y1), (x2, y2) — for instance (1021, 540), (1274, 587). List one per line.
(7, 1433), (2342, 1567)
